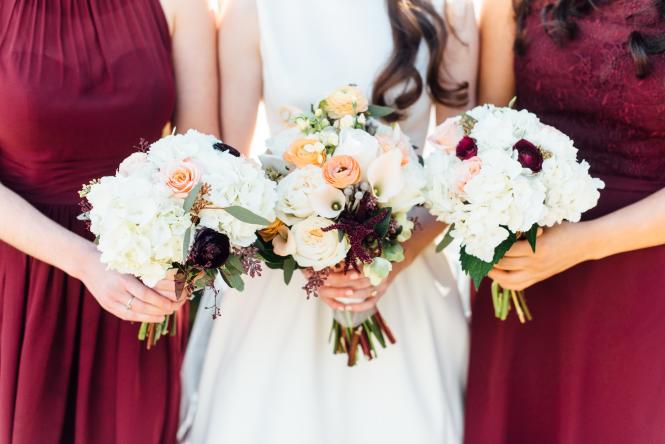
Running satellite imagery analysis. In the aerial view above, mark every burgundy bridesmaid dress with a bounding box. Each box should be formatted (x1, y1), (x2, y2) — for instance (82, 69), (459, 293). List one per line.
(0, 1), (187, 443)
(465, 2), (665, 443)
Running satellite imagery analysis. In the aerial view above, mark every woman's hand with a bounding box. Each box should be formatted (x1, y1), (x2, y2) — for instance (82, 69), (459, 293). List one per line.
(76, 250), (180, 323)
(489, 222), (593, 291)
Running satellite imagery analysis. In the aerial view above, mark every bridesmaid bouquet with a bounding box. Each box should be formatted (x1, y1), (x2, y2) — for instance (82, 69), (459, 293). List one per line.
(79, 130), (277, 347)
(424, 103), (604, 322)
(255, 85), (427, 366)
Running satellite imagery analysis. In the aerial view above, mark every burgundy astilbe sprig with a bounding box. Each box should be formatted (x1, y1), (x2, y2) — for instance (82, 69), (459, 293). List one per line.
(322, 192), (389, 273)
(302, 268), (331, 299)
(233, 246), (263, 278)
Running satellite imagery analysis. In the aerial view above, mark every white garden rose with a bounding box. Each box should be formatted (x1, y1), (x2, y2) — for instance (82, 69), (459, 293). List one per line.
(275, 165), (326, 224)
(334, 128), (380, 178)
(290, 215), (350, 271)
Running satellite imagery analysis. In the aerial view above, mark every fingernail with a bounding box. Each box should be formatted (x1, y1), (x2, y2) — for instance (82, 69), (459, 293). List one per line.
(349, 273), (360, 280)
(345, 289), (354, 297)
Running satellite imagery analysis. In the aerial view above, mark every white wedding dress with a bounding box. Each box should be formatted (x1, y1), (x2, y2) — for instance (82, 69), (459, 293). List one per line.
(186, 1), (477, 443)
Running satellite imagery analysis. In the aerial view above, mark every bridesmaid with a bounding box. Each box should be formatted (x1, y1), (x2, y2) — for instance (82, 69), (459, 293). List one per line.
(465, 0), (665, 443)
(0, 1), (217, 443)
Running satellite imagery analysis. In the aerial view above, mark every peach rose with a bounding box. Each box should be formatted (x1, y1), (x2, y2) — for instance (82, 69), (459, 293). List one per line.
(258, 218), (286, 242)
(428, 117), (465, 153)
(283, 138), (324, 168)
(322, 85), (369, 119)
(455, 156), (482, 193)
(322, 155), (361, 188)
(166, 160), (200, 198)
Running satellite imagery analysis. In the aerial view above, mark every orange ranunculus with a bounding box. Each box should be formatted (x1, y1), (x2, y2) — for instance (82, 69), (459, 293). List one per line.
(166, 160), (200, 198)
(322, 155), (361, 188)
(283, 138), (324, 168)
(258, 218), (286, 242)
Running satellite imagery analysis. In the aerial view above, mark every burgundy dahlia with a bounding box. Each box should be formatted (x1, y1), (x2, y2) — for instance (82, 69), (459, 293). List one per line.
(189, 228), (231, 269)
(513, 139), (543, 172)
(456, 136), (478, 160)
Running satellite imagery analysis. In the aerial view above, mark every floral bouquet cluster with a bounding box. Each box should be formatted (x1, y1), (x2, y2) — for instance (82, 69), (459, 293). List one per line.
(424, 103), (604, 322)
(256, 85), (427, 366)
(80, 130), (277, 347)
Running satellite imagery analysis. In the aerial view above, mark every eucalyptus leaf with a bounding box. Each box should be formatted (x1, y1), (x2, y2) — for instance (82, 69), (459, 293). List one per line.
(223, 206), (271, 226)
(225, 254), (244, 274)
(283, 256), (296, 285)
(183, 182), (204, 213)
(221, 269), (245, 292)
(435, 224), (455, 253)
(367, 104), (394, 118)
(182, 226), (192, 260)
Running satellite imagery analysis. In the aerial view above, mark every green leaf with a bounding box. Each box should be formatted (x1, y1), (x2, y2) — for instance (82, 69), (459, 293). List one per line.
(183, 182), (204, 213)
(367, 104), (394, 118)
(283, 256), (296, 285)
(435, 224), (455, 253)
(182, 226), (192, 259)
(526, 223), (539, 253)
(225, 253), (244, 274)
(461, 229), (517, 290)
(223, 206), (271, 226)
(374, 208), (393, 238)
(221, 268), (245, 292)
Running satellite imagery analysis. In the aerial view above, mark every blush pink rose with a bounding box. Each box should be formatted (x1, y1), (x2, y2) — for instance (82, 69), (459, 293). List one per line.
(428, 117), (465, 153)
(455, 156), (482, 193)
(165, 159), (201, 198)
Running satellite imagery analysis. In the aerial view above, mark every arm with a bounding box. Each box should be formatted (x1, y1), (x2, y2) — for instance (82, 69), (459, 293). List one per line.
(319, 0), (480, 311)
(491, 188), (665, 291)
(218, 0), (263, 154)
(163, 0), (221, 136)
(0, 182), (175, 322)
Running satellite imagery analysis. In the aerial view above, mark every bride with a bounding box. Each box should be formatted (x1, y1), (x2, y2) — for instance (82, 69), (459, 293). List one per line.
(187, 0), (478, 442)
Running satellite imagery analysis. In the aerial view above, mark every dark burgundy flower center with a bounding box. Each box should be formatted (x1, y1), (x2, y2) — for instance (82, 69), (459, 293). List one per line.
(513, 139), (543, 172)
(456, 136), (478, 160)
(189, 228), (231, 269)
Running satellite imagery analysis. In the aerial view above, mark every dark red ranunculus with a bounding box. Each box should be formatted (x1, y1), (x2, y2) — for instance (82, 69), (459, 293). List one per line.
(456, 136), (478, 160)
(513, 139), (543, 172)
(189, 228), (231, 269)
(213, 142), (241, 157)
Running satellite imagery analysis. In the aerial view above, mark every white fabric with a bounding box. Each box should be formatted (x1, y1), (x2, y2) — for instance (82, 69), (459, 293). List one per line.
(187, 1), (475, 443)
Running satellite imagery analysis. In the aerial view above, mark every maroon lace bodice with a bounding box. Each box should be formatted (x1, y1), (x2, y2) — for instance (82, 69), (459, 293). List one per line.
(515, 0), (665, 181)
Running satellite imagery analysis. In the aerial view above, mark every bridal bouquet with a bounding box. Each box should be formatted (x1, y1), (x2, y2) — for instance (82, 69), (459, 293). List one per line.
(80, 130), (277, 347)
(424, 103), (604, 322)
(256, 85), (426, 366)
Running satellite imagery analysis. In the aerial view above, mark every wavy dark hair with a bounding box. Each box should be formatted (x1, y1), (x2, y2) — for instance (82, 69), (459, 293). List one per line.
(373, 0), (469, 122)
(514, 0), (665, 78)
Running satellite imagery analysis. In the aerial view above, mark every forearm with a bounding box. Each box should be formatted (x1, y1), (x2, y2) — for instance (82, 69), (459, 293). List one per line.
(0, 182), (95, 279)
(399, 206), (447, 268)
(585, 188), (665, 260)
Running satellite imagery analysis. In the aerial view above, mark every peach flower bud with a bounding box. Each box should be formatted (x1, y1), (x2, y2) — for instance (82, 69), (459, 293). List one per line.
(455, 156), (482, 193)
(322, 155), (361, 188)
(166, 160), (200, 198)
(258, 218), (285, 242)
(283, 138), (324, 168)
(428, 117), (465, 153)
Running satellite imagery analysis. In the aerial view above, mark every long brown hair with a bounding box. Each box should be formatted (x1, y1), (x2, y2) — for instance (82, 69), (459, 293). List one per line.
(514, 0), (665, 78)
(373, 0), (469, 122)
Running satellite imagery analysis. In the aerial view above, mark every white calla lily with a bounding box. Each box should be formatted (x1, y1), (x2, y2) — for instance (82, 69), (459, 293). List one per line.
(333, 128), (380, 178)
(309, 185), (346, 219)
(272, 226), (296, 257)
(368, 148), (404, 203)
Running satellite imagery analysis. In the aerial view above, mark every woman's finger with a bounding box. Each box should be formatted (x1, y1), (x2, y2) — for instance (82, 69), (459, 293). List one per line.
(345, 296), (380, 313)
(324, 272), (368, 288)
(125, 278), (177, 312)
(345, 285), (381, 300)
(113, 300), (166, 323)
(504, 240), (537, 258)
(494, 256), (528, 271)
(318, 286), (358, 301)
